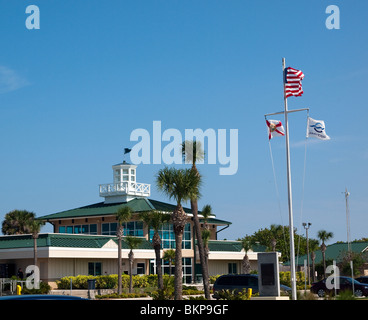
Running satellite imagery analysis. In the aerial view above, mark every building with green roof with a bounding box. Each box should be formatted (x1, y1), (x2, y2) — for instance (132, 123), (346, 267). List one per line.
(0, 161), (267, 286)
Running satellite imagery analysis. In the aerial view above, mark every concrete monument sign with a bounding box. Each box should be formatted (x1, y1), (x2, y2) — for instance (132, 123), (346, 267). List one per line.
(257, 252), (280, 297)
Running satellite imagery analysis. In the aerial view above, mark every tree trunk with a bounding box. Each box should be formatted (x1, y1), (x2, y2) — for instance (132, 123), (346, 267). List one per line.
(33, 235), (38, 268)
(172, 204), (187, 300)
(153, 232), (163, 290)
(129, 250), (134, 293)
(321, 243), (327, 279)
(311, 252), (316, 282)
(117, 227), (123, 295)
(242, 254), (251, 274)
(190, 198), (211, 299)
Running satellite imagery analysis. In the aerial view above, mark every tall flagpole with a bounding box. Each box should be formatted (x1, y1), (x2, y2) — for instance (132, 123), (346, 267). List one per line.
(282, 57), (297, 300)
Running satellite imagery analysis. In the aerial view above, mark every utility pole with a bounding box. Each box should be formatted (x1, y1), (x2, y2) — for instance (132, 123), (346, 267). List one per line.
(302, 222), (312, 286)
(343, 188), (351, 254)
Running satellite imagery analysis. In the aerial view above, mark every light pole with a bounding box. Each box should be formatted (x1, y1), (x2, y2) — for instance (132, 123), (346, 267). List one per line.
(302, 222), (312, 286)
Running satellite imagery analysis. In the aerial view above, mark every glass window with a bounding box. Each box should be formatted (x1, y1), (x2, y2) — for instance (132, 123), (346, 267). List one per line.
(123, 169), (129, 174)
(122, 175), (129, 181)
(66, 226), (73, 234)
(74, 225), (81, 234)
(131, 169), (135, 175)
(228, 263), (237, 274)
(58, 226), (66, 233)
(102, 223), (110, 235)
(137, 263), (145, 275)
(110, 223), (117, 234)
(88, 262), (102, 276)
(82, 225), (89, 234)
(149, 223), (191, 249)
(90, 224), (97, 235)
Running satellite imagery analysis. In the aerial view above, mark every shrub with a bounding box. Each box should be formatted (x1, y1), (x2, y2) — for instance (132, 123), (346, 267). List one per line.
(21, 281), (51, 295)
(216, 289), (251, 300)
(95, 292), (148, 299)
(209, 275), (221, 284)
(56, 274), (172, 290)
(279, 271), (306, 290)
(96, 275), (118, 289)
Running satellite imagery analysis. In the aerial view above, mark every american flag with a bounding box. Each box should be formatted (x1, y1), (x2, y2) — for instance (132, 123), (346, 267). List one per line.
(284, 67), (304, 98)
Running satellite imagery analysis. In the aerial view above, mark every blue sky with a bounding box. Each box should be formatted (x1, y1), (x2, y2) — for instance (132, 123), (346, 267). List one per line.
(0, 1), (367, 244)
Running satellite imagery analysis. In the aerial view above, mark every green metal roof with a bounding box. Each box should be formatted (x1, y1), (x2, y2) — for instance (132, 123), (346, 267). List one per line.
(284, 241), (368, 266)
(38, 198), (154, 220)
(37, 198), (232, 226)
(0, 233), (153, 250)
(206, 240), (267, 252)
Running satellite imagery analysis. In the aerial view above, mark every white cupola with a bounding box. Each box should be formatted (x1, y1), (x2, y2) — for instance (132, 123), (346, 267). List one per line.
(99, 161), (150, 204)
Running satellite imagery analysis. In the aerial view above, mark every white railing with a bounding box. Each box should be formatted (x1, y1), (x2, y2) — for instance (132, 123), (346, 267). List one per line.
(99, 182), (150, 197)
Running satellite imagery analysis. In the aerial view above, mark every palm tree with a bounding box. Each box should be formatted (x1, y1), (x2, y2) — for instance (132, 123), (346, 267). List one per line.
(269, 224), (283, 252)
(115, 206), (132, 295)
(309, 240), (319, 283)
(181, 140), (210, 299)
(163, 249), (175, 277)
(317, 230), (334, 278)
(28, 219), (45, 268)
(241, 237), (252, 274)
(156, 166), (201, 300)
(125, 236), (143, 293)
(201, 204), (212, 271)
(140, 210), (170, 290)
(1, 210), (36, 235)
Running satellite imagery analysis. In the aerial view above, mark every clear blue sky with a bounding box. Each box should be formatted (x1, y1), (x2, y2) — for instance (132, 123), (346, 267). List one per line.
(0, 1), (367, 244)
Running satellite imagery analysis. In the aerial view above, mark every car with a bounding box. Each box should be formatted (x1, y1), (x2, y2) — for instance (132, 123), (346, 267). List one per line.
(355, 276), (368, 285)
(310, 276), (368, 297)
(212, 274), (291, 299)
(0, 294), (88, 300)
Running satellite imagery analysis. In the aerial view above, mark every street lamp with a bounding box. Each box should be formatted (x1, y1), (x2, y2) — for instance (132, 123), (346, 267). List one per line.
(302, 222), (312, 286)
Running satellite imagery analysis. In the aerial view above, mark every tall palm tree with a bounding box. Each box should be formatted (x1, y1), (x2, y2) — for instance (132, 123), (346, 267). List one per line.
(115, 206), (132, 295)
(1, 210), (36, 235)
(163, 249), (175, 277)
(201, 204), (212, 271)
(241, 237), (252, 274)
(28, 219), (45, 268)
(140, 210), (170, 290)
(309, 240), (319, 283)
(156, 166), (201, 300)
(125, 236), (143, 293)
(181, 140), (210, 299)
(317, 230), (334, 278)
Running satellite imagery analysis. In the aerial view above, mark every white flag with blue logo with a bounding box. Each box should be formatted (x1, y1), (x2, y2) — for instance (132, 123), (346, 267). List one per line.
(307, 117), (330, 140)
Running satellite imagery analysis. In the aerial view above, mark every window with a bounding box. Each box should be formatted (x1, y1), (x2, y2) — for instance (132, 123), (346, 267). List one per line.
(149, 223), (191, 249)
(151, 258), (192, 284)
(102, 222), (118, 235)
(124, 221), (143, 236)
(228, 263), (237, 274)
(58, 224), (97, 235)
(102, 221), (143, 236)
(88, 262), (102, 276)
(217, 276), (233, 286)
(66, 226), (73, 234)
(137, 263), (145, 275)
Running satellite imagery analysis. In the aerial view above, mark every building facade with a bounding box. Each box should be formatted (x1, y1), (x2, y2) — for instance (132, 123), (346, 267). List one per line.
(0, 161), (265, 287)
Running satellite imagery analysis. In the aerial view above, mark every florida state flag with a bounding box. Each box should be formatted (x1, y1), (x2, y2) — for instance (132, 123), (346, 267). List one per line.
(266, 119), (285, 140)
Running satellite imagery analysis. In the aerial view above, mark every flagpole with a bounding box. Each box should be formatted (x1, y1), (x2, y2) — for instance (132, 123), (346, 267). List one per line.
(282, 57), (297, 300)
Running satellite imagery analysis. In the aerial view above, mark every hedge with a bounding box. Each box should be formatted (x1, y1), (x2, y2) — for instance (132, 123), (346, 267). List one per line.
(56, 274), (161, 290)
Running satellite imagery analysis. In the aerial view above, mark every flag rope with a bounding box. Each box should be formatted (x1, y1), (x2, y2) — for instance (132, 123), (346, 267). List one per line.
(268, 140), (289, 262)
(296, 110), (309, 267)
